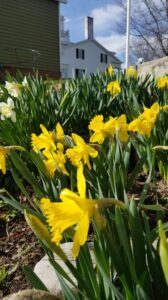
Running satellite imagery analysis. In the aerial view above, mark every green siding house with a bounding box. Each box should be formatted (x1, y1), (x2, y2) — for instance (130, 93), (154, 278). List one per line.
(0, 0), (67, 79)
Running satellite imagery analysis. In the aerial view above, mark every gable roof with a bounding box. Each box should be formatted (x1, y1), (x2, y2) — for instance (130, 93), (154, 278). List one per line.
(63, 38), (121, 64)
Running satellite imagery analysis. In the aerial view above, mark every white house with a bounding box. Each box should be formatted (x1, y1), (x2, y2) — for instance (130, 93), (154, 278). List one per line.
(61, 16), (122, 78)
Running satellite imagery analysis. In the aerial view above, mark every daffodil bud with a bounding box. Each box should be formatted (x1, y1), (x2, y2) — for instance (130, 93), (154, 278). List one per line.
(24, 210), (67, 261)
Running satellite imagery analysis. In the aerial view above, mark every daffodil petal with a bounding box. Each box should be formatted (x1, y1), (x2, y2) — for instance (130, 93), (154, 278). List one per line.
(72, 212), (90, 258)
(77, 162), (86, 198)
(71, 133), (85, 146)
(60, 188), (82, 203)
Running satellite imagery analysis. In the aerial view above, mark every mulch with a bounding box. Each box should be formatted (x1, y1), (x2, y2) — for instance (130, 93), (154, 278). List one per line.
(0, 211), (44, 299)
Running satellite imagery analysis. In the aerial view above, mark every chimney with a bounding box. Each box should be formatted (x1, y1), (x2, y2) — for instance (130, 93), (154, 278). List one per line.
(85, 16), (94, 40)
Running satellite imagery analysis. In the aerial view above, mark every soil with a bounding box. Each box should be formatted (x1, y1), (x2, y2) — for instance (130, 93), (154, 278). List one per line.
(0, 173), (168, 299)
(0, 209), (44, 299)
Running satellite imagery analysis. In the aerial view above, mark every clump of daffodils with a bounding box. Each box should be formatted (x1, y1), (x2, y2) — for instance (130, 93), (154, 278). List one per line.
(31, 123), (69, 176)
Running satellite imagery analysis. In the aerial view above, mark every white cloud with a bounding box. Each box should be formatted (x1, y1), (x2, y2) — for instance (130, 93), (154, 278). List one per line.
(96, 34), (126, 55)
(91, 4), (124, 34)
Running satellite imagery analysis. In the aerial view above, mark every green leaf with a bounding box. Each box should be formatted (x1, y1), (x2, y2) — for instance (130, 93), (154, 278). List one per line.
(158, 220), (168, 284)
(0, 189), (25, 212)
(136, 284), (150, 300)
(23, 266), (49, 291)
(95, 253), (124, 300)
(10, 168), (37, 210)
(55, 272), (78, 300)
(9, 152), (44, 197)
(0, 266), (7, 286)
(139, 204), (164, 211)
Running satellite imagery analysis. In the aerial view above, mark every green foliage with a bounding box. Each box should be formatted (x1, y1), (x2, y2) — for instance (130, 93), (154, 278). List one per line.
(0, 69), (168, 299)
(0, 70), (163, 147)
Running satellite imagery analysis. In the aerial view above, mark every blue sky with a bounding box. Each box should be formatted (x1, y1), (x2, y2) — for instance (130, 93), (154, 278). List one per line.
(60, 0), (126, 62)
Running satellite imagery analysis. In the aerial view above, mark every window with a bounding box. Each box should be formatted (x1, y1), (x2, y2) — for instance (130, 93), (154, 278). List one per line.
(100, 53), (108, 63)
(76, 48), (85, 59)
(75, 69), (85, 78)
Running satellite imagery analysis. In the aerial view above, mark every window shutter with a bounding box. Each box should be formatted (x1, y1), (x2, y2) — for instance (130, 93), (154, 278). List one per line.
(106, 55), (107, 63)
(100, 53), (103, 62)
(82, 49), (85, 59)
(76, 48), (79, 58)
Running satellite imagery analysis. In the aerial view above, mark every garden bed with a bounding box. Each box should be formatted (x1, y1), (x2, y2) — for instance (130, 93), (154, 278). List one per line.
(0, 208), (44, 298)
(1, 173), (168, 298)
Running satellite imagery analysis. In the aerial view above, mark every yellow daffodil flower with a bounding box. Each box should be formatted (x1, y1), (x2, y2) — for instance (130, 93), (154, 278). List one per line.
(107, 80), (121, 97)
(66, 133), (98, 169)
(156, 76), (168, 89)
(89, 114), (128, 143)
(31, 124), (56, 153)
(0, 98), (16, 122)
(107, 64), (114, 76)
(41, 162), (105, 258)
(0, 147), (8, 174)
(126, 66), (137, 78)
(43, 149), (69, 177)
(0, 145), (25, 174)
(128, 102), (160, 136)
(5, 81), (22, 98)
(89, 115), (116, 144)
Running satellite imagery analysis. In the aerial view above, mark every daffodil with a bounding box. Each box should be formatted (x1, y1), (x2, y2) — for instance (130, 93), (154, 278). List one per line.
(41, 162), (105, 258)
(0, 145), (25, 174)
(0, 147), (8, 174)
(156, 76), (168, 89)
(107, 64), (114, 76)
(126, 66), (137, 78)
(66, 133), (98, 169)
(31, 124), (56, 153)
(107, 80), (121, 97)
(43, 149), (69, 177)
(5, 81), (22, 98)
(89, 115), (117, 144)
(0, 98), (16, 122)
(128, 102), (160, 136)
(89, 114), (129, 143)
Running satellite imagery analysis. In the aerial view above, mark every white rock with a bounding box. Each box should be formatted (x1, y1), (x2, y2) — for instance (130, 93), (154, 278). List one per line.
(34, 242), (95, 297)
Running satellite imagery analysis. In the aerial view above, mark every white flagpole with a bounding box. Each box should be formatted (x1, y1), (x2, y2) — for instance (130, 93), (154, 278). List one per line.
(125, 0), (131, 69)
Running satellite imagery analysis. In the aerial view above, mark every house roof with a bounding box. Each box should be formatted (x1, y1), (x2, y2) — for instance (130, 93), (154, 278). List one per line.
(63, 38), (122, 64)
